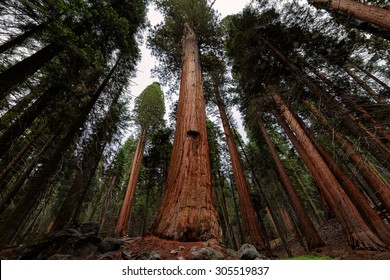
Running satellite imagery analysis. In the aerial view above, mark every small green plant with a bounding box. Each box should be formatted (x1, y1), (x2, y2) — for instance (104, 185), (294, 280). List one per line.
(282, 254), (336, 260)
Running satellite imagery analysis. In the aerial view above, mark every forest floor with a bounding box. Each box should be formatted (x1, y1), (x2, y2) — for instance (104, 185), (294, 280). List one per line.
(1, 218), (389, 260)
(97, 218), (390, 260)
(272, 218), (390, 260)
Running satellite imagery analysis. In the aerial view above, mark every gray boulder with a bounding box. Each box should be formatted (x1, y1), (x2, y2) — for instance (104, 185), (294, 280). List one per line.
(192, 247), (224, 260)
(237, 244), (260, 260)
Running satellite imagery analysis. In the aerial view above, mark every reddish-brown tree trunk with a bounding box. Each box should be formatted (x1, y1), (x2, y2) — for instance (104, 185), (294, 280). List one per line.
(294, 110), (390, 245)
(115, 128), (147, 236)
(307, 101), (390, 218)
(215, 89), (265, 250)
(311, 0), (390, 30)
(151, 24), (221, 242)
(272, 91), (387, 250)
(258, 116), (325, 250)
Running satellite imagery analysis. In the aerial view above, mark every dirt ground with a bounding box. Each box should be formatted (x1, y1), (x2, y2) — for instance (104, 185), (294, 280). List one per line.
(271, 218), (390, 260)
(95, 218), (390, 260)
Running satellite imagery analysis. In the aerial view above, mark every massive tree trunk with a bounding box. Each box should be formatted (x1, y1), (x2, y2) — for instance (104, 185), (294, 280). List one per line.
(151, 24), (221, 242)
(263, 38), (390, 170)
(307, 101), (390, 218)
(272, 91), (387, 250)
(215, 89), (265, 250)
(310, 0), (390, 30)
(0, 43), (62, 100)
(115, 128), (147, 236)
(257, 116), (325, 250)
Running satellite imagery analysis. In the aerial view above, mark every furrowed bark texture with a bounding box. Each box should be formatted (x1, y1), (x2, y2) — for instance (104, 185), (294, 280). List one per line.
(312, 0), (390, 30)
(151, 25), (221, 242)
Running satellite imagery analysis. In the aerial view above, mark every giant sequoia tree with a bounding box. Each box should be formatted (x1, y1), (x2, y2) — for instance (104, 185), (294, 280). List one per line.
(149, 0), (222, 241)
(115, 82), (165, 236)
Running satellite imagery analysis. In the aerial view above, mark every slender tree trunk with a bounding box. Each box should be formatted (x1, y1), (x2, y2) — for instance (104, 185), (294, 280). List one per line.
(151, 24), (221, 242)
(215, 89), (265, 250)
(229, 172), (245, 246)
(99, 175), (117, 234)
(51, 141), (108, 231)
(294, 110), (390, 245)
(0, 22), (48, 54)
(115, 128), (147, 236)
(263, 38), (390, 170)
(0, 124), (45, 185)
(0, 134), (55, 215)
(344, 67), (387, 105)
(0, 90), (37, 131)
(306, 101), (390, 217)
(258, 116), (324, 250)
(272, 91), (387, 250)
(310, 0), (390, 30)
(349, 61), (390, 93)
(0, 85), (60, 158)
(308, 65), (390, 143)
(285, 158), (324, 225)
(217, 172), (238, 250)
(0, 43), (62, 100)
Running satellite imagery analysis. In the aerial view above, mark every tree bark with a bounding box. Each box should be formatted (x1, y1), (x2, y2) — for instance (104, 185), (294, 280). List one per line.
(272, 91), (387, 250)
(0, 43), (62, 100)
(115, 128), (147, 236)
(310, 0), (390, 30)
(151, 24), (221, 242)
(257, 116), (325, 250)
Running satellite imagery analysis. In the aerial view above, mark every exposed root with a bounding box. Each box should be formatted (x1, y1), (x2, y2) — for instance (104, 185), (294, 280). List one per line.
(350, 231), (389, 252)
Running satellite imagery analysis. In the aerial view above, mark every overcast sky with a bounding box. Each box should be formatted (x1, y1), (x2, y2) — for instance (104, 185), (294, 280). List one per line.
(127, 0), (251, 139)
